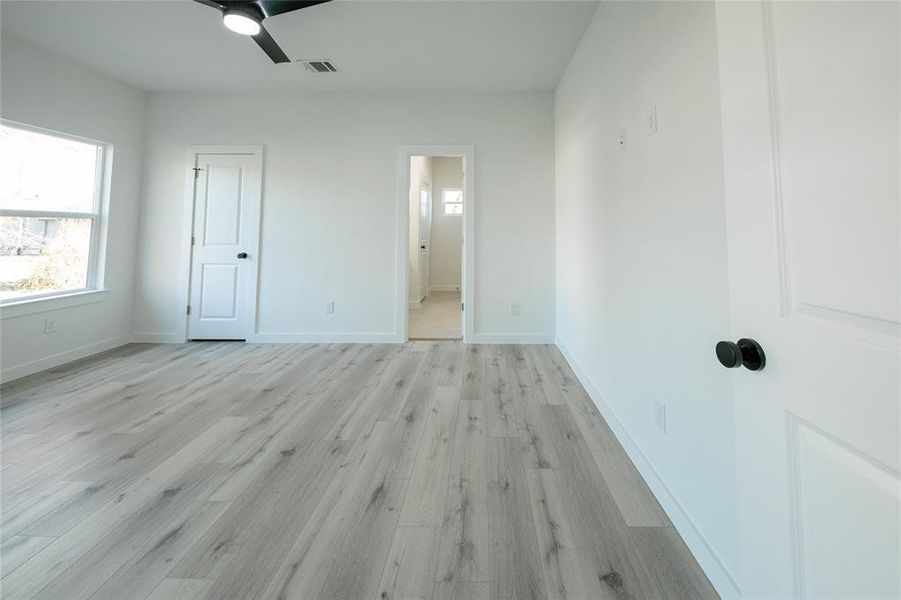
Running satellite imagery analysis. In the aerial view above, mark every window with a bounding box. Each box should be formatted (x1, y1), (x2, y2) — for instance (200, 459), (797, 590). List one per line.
(0, 123), (106, 303)
(443, 189), (463, 215)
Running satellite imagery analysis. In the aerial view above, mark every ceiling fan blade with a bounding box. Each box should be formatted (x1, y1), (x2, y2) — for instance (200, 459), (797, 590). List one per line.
(192, 0), (228, 10)
(255, 0), (331, 18)
(252, 24), (290, 63)
(193, 0), (274, 15)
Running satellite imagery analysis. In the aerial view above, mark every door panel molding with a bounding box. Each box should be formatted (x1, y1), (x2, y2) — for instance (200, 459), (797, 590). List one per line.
(763, 2), (900, 349)
(790, 303), (900, 350)
(787, 413), (901, 599)
(762, 1), (794, 319)
(202, 165), (244, 246)
(198, 264), (239, 319)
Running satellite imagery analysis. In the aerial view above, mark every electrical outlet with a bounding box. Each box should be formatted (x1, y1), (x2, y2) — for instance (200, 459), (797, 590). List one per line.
(617, 128), (627, 150)
(654, 401), (667, 433)
(647, 104), (658, 135)
(326, 300), (335, 315)
(510, 302), (521, 316)
(44, 318), (57, 334)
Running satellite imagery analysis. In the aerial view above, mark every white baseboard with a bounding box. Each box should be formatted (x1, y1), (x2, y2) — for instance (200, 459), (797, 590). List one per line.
(1, 334), (132, 384)
(408, 300), (421, 308)
(247, 332), (403, 344)
(251, 332), (553, 345)
(131, 332), (185, 343)
(429, 285), (460, 292)
(555, 337), (742, 599)
(469, 333), (554, 344)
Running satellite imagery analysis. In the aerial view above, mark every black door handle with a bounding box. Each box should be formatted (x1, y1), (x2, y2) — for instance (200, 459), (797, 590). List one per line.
(716, 338), (765, 371)
(237, 252), (248, 259)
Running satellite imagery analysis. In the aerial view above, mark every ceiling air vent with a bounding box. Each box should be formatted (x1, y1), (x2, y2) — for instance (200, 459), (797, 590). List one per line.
(297, 59), (339, 73)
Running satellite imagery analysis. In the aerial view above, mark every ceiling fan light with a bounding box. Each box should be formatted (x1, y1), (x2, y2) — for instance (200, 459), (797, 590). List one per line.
(223, 10), (261, 36)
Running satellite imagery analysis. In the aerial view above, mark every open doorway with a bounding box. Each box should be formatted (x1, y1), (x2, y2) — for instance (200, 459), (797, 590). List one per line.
(407, 155), (464, 340)
(397, 145), (473, 342)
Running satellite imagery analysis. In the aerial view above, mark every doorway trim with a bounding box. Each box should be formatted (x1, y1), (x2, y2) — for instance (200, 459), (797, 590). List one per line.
(177, 144), (263, 343)
(396, 145), (475, 342)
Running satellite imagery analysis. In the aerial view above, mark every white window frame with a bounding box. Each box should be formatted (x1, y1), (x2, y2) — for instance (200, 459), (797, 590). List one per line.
(0, 120), (109, 311)
(443, 188), (463, 215)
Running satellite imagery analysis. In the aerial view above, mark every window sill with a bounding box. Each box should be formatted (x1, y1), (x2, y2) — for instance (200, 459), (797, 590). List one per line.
(0, 289), (111, 320)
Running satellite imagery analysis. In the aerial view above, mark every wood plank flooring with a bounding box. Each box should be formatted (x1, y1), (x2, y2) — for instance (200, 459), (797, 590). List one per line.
(0, 342), (716, 600)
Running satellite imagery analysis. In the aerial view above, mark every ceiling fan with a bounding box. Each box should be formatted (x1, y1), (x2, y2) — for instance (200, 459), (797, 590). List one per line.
(193, 0), (331, 64)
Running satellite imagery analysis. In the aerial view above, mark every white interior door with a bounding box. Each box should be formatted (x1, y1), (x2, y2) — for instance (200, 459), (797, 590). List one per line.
(188, 152), (261, 340)
(716, 2), (899, 598)
(419, 187), (431, 301)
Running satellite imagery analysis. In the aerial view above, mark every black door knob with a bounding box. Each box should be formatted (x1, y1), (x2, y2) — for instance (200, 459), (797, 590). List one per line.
(716, 341), (742, 368)
(716, 338), (766, 371)
(237, 252), (248, 259)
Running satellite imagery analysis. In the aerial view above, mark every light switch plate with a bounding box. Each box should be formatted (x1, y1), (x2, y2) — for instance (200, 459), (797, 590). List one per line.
(647, 104), (658, 135)
(654, 401), (667, 433)
(618, 128), (627, 150)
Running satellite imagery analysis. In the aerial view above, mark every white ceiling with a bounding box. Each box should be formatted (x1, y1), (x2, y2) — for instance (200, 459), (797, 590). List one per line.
(0, 0), (599, 93)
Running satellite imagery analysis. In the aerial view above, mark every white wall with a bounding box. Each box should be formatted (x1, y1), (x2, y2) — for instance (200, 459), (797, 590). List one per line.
(554, 2), (739, 595)
(429, 157), (463, 291)
(408, 155), (432, 303)
(134, 92), (555, 343)
(0, 36), (145, 382)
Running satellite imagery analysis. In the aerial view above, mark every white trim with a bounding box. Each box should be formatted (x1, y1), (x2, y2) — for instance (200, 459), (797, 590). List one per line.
(0, 120), (111, 307)
(0, 209), (99, 220)
(555, 336), (742, 599)
(397, 145), (475, 344)
(408, 300), (421, 308)
(0, 118), (108, 147)
(131, 332), (186, 344)
(85, 140), (106, 290)
(429, 285), (460, 293)
(178, 145), (264, 343)
(0, 334), (130, 384)
(469, 333), (554, 344)
(247, 332), (402, 344)
(0, 289), (110, 319)
(134, 331), (553, 345)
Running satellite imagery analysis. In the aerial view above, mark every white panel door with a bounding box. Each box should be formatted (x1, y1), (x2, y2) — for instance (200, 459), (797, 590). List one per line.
(188, 153), (261, 340)
(419, 187), (431, 301)
(716, 3), (899, 598)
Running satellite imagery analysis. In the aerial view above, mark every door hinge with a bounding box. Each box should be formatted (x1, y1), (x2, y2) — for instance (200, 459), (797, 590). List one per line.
(461, 302), (464, 312)
(192, 167), (203, 179)
(191, 236), (195, 246)
(186, 305), (191, 315)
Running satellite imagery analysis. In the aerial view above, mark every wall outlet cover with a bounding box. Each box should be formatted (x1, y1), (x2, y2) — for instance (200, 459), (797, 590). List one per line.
(326, 300), (335, 315)
(510, 302), (521, 316)
(647, 104), (658, 135)
(44, 318), (57, 334)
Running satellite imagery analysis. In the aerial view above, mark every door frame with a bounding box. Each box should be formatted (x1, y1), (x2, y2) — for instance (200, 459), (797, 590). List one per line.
(418, 183), (432, 303)
(396, 145), (475, 342)
(177, 145), (263, 342)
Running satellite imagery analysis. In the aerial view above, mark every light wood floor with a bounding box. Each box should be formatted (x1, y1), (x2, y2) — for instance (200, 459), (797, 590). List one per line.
(0, 341), (716, 600)
(409, 291), (462, 340)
